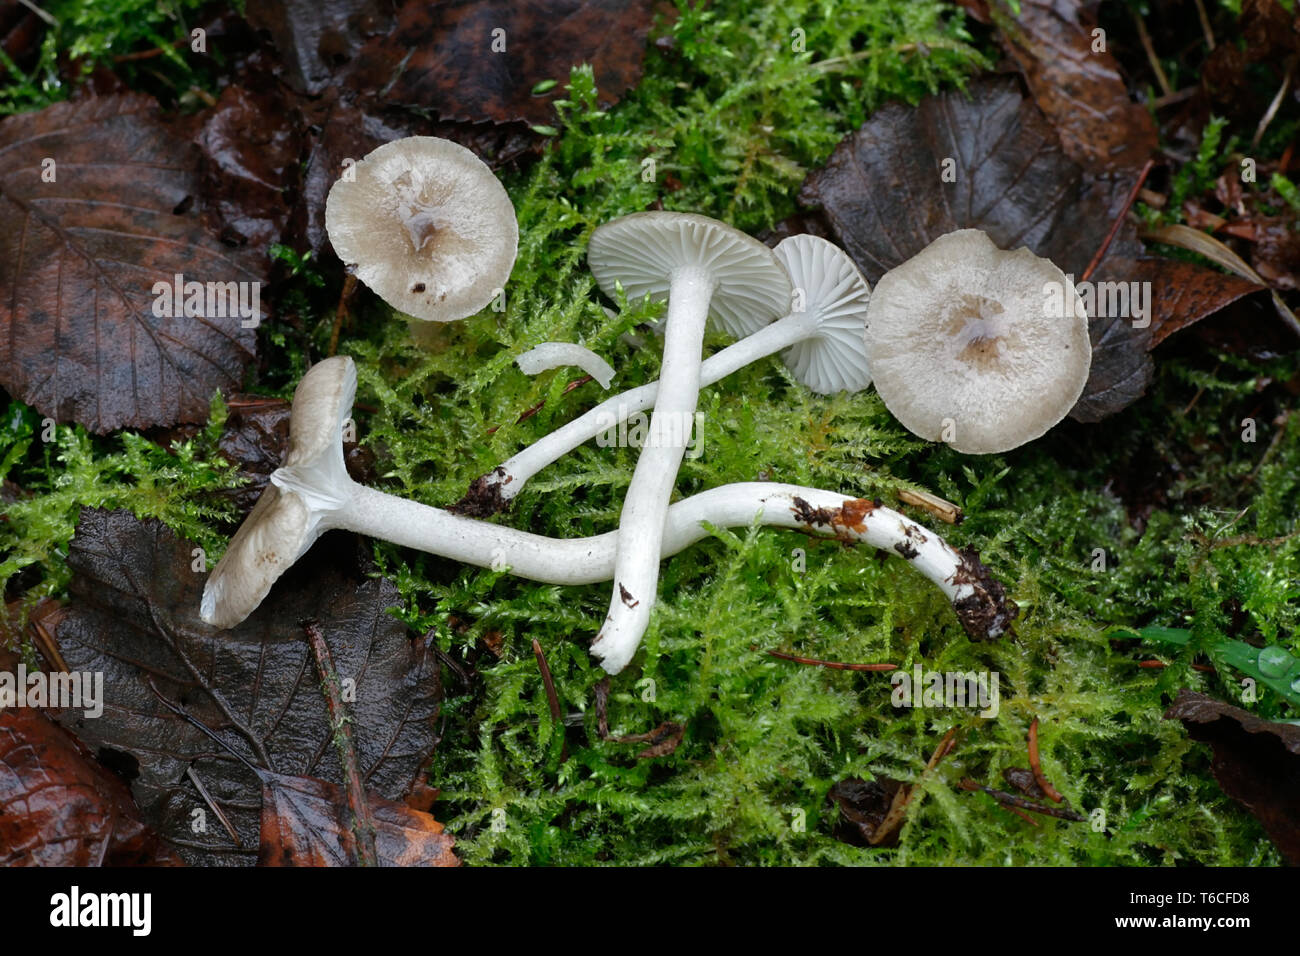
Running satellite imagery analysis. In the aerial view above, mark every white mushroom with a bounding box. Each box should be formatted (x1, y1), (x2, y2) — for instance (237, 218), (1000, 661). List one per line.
(865, 229), (1091, 454)
(584, 212), (792, 674)
(324, 136), (517, 322)
(457, 234), (871, 516)
(515, 342), (615, 389)
(201, 358), (1015, 669)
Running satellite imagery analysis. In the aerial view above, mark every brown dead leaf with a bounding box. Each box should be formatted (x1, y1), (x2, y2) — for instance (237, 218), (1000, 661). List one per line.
(258, 771), (457, 867)
(826, 776), (906, 848)
(344, 0), (659, 125)
(0, 650), (182, 866)
(0, 94), (260, 434)
(991, 0), (1157, 171)
(246, 0), (395, 95)
(1164, 689), (1300, 865)
(53, 509), (442, 865)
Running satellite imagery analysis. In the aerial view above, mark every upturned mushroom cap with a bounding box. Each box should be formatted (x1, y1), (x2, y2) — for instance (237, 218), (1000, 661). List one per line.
(200, 357), (357, 629)
(865, 229), (1091, 454)
(773, 234), (873, 394)
(587, 211), (791, 338)
(325, 137), (518, 322)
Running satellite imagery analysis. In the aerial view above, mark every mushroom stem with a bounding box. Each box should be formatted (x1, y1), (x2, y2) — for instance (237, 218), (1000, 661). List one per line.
(458, 309), (817, 514)
(592, 266), (718, 672)
(288, 480), (1015, 656)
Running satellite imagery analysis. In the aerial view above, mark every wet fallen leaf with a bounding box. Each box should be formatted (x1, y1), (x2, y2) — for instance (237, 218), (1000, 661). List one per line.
(344, 0), (659, 125)
(826, 776), (905, 848)
(0, 94), (260, 434)
(258, 771), (457, 866)
(246, 0), (395, 95)
(798, 76), (1270, 422)
(195, 85), (304, 256)
(1164, 689), (1300, 865)
(0, 650), (181, 866)
(991, 0), (1157, 171)
(53, 509), (442, 865)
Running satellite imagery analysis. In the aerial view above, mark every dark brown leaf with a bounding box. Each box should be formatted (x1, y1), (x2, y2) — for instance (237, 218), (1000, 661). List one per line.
(195, 85), (303, 256)
(1164, 689), (1300, 865)
(991, 0), (1157, 171)
(1140, 258), (1268, 347)
(0, 94), (260, 433)
(258, 771), (457, 866)
(344, 0), (658, 125)
(53, 508), (442, 865)
(247, 0), (395, 95)
(798, 76), (1154, 421)
(826, 776), (905, 848)
(0, 650), (182, 866)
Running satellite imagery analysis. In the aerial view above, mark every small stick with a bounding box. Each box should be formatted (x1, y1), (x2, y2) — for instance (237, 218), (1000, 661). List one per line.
(763, 647), (897, 672)
(531, 638), (567, 762)
(186, 766), (244, 848)
(487, 376), (593, 435)
(1027, 717), (1063, 803)
(960, 779), (1086, 822)
(328, 275), (357, 358)
(1253, 58), (1295, 149)
(870, 727), (958, 845)
(897, 488), (963, 524)
(1132, 10), (1172, 97)
(1004, 805), (1040, 827)
(1081, 159), (1155, 284)
(1139, 659), (1218, 673)
(303, 620), (377, 867)
(1192, 0), (1215, 50)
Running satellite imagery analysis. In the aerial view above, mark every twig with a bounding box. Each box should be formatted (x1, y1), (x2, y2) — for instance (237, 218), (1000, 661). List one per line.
(762, 647), (897, 672)
(870, 727), (958, 845)
(1132, 9), (1172, 98)
(486, 376), (594, 435)
(1192, 0), (1215, 50)
(1253, 57), (1296, 149)
(897, 488), (963, 524)
(328, 274), (357, 358)
(531, 637), (567, 762)
(186, 766), (244, 848)
(18, 0), (57, 27)
(1081, 159), (1155, 284)
(1027, 717), (1062, 803)
(303, 619), (378, 867)
(1139, 659), (1217, 673)
(959, 779), (1086, 821)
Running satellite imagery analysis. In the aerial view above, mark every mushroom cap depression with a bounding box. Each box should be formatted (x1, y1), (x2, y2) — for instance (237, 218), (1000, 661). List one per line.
(773, 234), (872, 395)
(865, 229), (1091, 454)
(200, 356), (357, 629)
(325, 137), (518, 322)
(587, 211), (791, 338)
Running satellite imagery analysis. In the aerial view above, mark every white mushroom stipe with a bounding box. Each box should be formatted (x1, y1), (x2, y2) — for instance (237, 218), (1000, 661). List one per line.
(585, 213), (792, 675)
(456, 234), (870, 516)
(866, 229), (1091, 454)
(201, 358), (1016, 672)
(515, 342), (615, 389)
(324, 136), (518, 322)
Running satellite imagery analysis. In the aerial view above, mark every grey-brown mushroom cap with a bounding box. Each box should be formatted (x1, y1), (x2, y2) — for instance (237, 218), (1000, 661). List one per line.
(199, 357), (357, 629)
(773, 234), (872, 395)
(325, 136), (518, 322)
(587, 211), (792, 338)
(865, 229), (1091, 455)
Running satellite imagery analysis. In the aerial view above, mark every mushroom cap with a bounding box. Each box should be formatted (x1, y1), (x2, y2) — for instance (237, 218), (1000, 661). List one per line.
(200, 357), (357, 629)
(587, 211), (791, 338)
(865, 229), (1091, 454)
(325, 136), (518, 322)
(773, 234), (873, 394)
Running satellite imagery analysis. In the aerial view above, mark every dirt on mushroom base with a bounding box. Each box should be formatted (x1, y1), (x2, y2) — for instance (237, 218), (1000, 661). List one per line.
(451, 466), (513, 517)
(789, 495), (1018, 642)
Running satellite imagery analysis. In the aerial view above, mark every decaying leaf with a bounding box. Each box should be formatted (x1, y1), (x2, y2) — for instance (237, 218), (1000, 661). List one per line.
(1164, 689), (1300, 865)
(246, 0), (395, 95)
(798, 76), (1271, 422)
(0, 94), (260, 434)
(344, 0), (659, 125)
(826, 775), (906, 848)
(0, 650), (181, 866)
(258, 771), (457, 866)
(53, 509), (442, 865)
(991, 0), (1157, 171)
